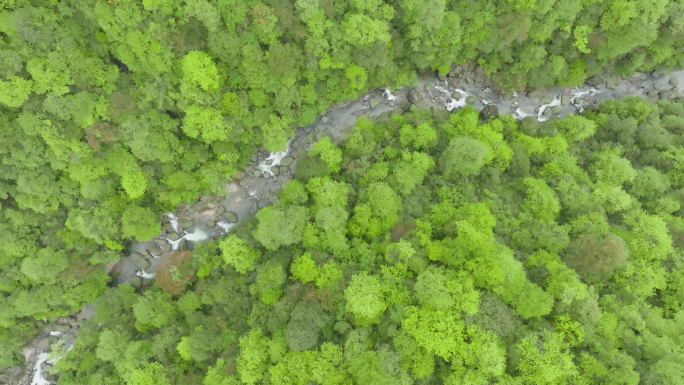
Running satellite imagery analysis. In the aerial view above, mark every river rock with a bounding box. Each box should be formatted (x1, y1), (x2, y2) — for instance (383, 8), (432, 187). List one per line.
(207, 221), (215, 227)
(163, 222), (174, 232)
(670, 77), (679, 87)
(250, 154), (258, 162)
(166, 232), (181, 241)
(264, 172), (271, 179)
(265, 159), (273, 165)
(655, 83), (663, 91)
(647, 90), (659, 98)
(437, 71), (448, 82)
(53, 324), (70, 333)
(540, 96), (552, 105)
(561, 95), (570, 105)
(215, 206), (226, 215)
(527, 89), (544, 98)
(225, 211), (238, 223)
(408, 88), (423, 104)
(466, 96), (477, 104)
(36, 337), (51, 351)
(424, 84), (431, 92)
(652, 70), (664, 78)
(659, 90), (677, 100)
(272, 167), (280, 176)
(191, 200), (208, 212)
(147, 243), (162, 256)
(180, 238), (188, 251)
(281, 156), (294, 166)
(125, 276), (142, 289)
(543, 107), (553, 118)
(131, 252), (151, 269)
(321, 116), (329, 123)
(234, 171), (245, 180)
(179, 219), (194, 229)
(480, 105), (499, 121)
(451, 91), (462, 100)
(369, 98), (380, 109)
(253, 170), (262, 178)
(158, 239), (168, 246)
(477, 90), (486, 98)
(552, 105), (562, 115)
(306, 133), (315, 144)
(574, 97), (582, 104)
(447, 77), (459, 88)
(414, 98), (433, 109)
(606, 77), (618, 90)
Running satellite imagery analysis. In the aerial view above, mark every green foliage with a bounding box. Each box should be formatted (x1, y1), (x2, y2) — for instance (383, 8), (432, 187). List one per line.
(236, 328), (270, 384)
(522, 177), (560, 221)
(2, 0), (684, 380)
(345, 272), (387, 326)
(219, 235), (262, 273)
(309, 137), (343, 173)
(253, 205), (309, 251)
(440, 136), (490, 179)
(121, 205), (160, 241)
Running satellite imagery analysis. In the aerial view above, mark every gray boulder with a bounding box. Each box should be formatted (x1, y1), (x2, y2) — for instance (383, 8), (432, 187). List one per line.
(424, 84), (431, 92)
(552, 105), (562, 115)
(36, 337), (51, 351)
(466, 96), (477, 104)
(253, 170), (262, 178)
(451, 91), (462, 100)
(147, 243), (162, 256)
(659, 90), (677, 100)
(281, 156), (294, 166)
(414, 98), (433, 109)
(131, 252), (151, 269)
(179, 219), (194, 229)
(477, 90), (486, 98)
(166, 232), (181, 241)
(215, 206), (226, 215)
(561, 95), (570, 105)
(369, 98), (380, 109)
(128, 276), (142, 289)
(225, 211), (238, 223)
(180, 239), (188, 251)
(670, 77), (679, 87)
(540, 96), (552, 105)
(408, 88), (425, 104)
(479, 105), (499, 121)
(207, 221), (215, 227)
(191, 200), (208, 212)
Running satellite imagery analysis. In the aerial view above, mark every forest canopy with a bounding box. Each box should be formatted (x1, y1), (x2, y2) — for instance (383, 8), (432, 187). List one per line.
(0, 0), (684, 383)
(51, 98), (684, 385)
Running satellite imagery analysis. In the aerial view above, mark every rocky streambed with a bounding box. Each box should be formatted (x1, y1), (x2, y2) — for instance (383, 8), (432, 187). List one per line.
(12, 67), (684, 385)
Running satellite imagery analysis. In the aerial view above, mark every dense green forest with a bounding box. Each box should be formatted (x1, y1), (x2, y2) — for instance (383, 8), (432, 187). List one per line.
(1, 0), (684, 383)
(55, 101), (684, 384)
